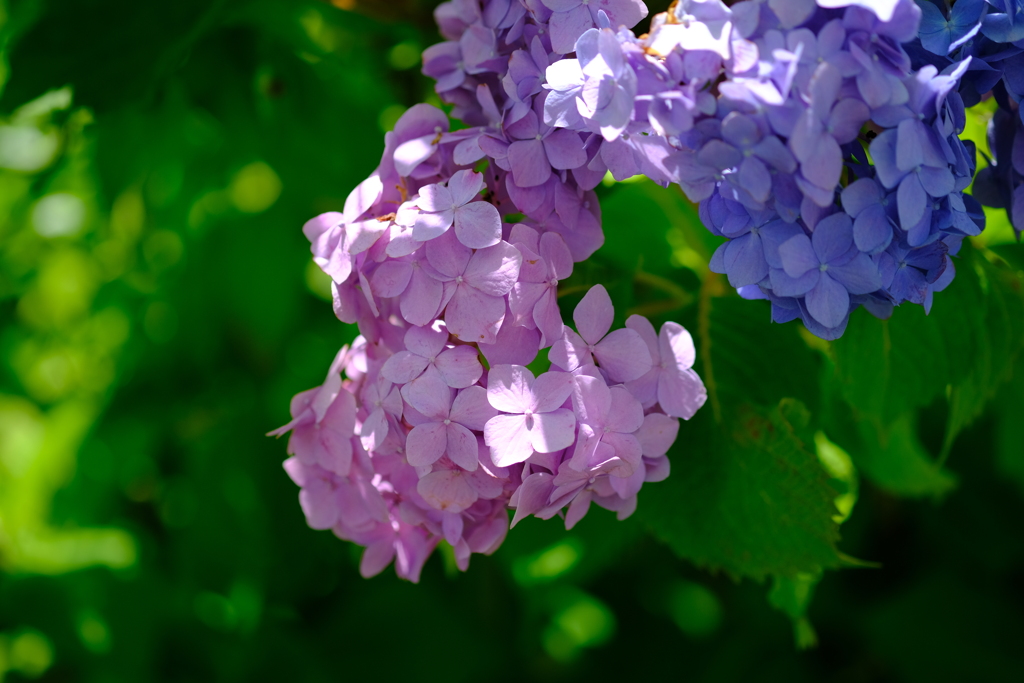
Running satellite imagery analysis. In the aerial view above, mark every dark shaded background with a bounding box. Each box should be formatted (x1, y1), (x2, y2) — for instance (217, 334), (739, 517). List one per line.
(1, 1), (1023, 681)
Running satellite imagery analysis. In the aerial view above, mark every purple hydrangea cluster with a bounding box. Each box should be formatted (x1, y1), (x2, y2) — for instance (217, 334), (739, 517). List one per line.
(271, 98), (706, 582)
(535, 0), (986, 338)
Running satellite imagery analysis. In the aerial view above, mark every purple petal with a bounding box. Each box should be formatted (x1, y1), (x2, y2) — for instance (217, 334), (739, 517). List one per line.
(574, 284), (614, 344)
(400, 265), (444, 325)
(543, 129), (588, 170)
(853, 204), (893, 254)
(381, 351), (430, 384)
(571, 374), (612, 425)
(805, 271), (850, 329)
(511, 472), (555, 527)
(454, 201), (502, 249)
(811, 213), (854, 264)
(446, 285), (506, 343)
(530, 409), (577, 453)
(841, 178), (882, 217)
(486, 364), (534, 413)
(464, 241), (522, 296)
(435, 345), (484, 388)
(405, 324), (448, 358)
(594, 328), (653, 383)
(659, 321), (696, 370)
(406, 422), (448, 467)
(897, 174), (927, 231)
(400, 371), (453, 419)
(446, 423), (480, 471)
(548, 5), (595, 54)
(800, 136), (843, 191)
(417, 470), (478, 513)
(778, 234), (819, 277)
(896, 119), (925, 173)
(869, 129), (904, 189)
(829, 252), (883, 295)
(425, 230), (473, 278)
(417, 183), (454, 213)
(658, 367), (707, 420)
(828, 98), (870, 144)
(625, 314), (659, 361)
(370, 260), (412, 298)
(605, 386), (644, 433)
(508, 139), (552, 187)
(723, 232), (769, 288)
(770, 266), (819, 297)
(918, 166), (955, 198)
(636, 413), (679, 457)
(484, 414), (534, 467)
(450, 385), (500, 431)
(447, 169), (485, 206)
(478, 317), (542, 367)
(532, 371), (576, 413)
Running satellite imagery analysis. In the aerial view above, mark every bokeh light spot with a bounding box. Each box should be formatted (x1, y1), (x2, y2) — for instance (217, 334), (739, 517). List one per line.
(229, 162), (281, 214)
(32, 193), (86, 237)
(669, 580), (723, 639)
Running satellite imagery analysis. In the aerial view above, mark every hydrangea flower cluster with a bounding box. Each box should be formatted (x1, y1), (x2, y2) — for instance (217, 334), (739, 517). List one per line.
(271, 99), (706, 582)
(533, 0), (986, 338)
(903, 0), (1024, 240)
(274, 0), (1022, 581)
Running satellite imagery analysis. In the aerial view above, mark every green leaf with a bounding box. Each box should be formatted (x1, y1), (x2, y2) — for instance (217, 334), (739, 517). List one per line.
(700, 295), (821, 416)
(995, 366), (1024, 498)
(821, 369), (957, 498)
(638, 400), (843, 580)
(832, 244), (1024, 457)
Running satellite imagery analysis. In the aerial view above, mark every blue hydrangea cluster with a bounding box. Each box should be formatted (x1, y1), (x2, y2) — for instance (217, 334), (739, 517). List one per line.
(530, 0), (990, 338)
(906, 0), (1024, 240)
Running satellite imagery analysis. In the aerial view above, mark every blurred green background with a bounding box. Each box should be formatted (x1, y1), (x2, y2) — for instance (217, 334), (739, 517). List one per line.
(1, 1), (1023, 681)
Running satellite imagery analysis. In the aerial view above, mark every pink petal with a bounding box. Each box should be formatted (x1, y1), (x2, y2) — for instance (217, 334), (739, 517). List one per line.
(540, 231), (574, 279)
(400, 371), (453, 419)
(417, 470), (478, 513)
(548, 5), (595, 54)
(451, 386), (500, 430)
(571, 374), (611, 426)
(442, 511), (464, 546)
(564, 488), (592, 530)
(486, 364), (534, 412)
(435, 344), (484, 388)
(447, 169), (486, 206)
(478, 316), (542, 367)
(529, 408), (577, 453)
(404, 323), (448, 359)
(543, 128), (588, 170)
(371, 260), (413, 298)
(605, 386), (644, 434)
(454, 201), (502, 249)
(464, 241), (522, 296)
(444, 285), (506, 344)
(511, 472), (555, 527)
(412, 209), (455, 242)
(657, 367), (707, 420)
(573, 284), (614, 344)
(594, 328), (653, 383)
(381, 349), (430, 384)
(405, 421), (449, 467)
(484, 413), (534, 466)
(446, 422), (480, 471)
(343, 173), (384, 223)
(658, 321), (696, 370)
(508, 138), (552, 187)
(534, 289), (565, 348)
(299, 476), (339, 529)
(400, 265), (444, 326)
(416, 182), (453, 213)
(531, 371), (576, 413)
(425, 229), (473, 278)
(636, 413), (679, 458)
(360, 538), (396, 578)
(602, 431), (642, 476)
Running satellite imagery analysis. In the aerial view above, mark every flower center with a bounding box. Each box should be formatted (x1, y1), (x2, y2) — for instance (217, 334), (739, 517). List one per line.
(443, 418), (451, 425)
(535, 133), (543, 141)
(455, 275), (464, 284)
(819, 263), (828, 272)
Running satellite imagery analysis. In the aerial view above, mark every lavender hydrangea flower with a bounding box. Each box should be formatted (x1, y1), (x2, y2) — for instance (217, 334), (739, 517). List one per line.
(542, 0), (649, 54)
(484, 364), (577, 466)
(408, 169), (502, 248)
(549, 284), (652, 381)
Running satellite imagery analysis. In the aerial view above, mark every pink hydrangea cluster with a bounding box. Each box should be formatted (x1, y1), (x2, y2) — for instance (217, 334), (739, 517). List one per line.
(271, 1), (707, 582)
